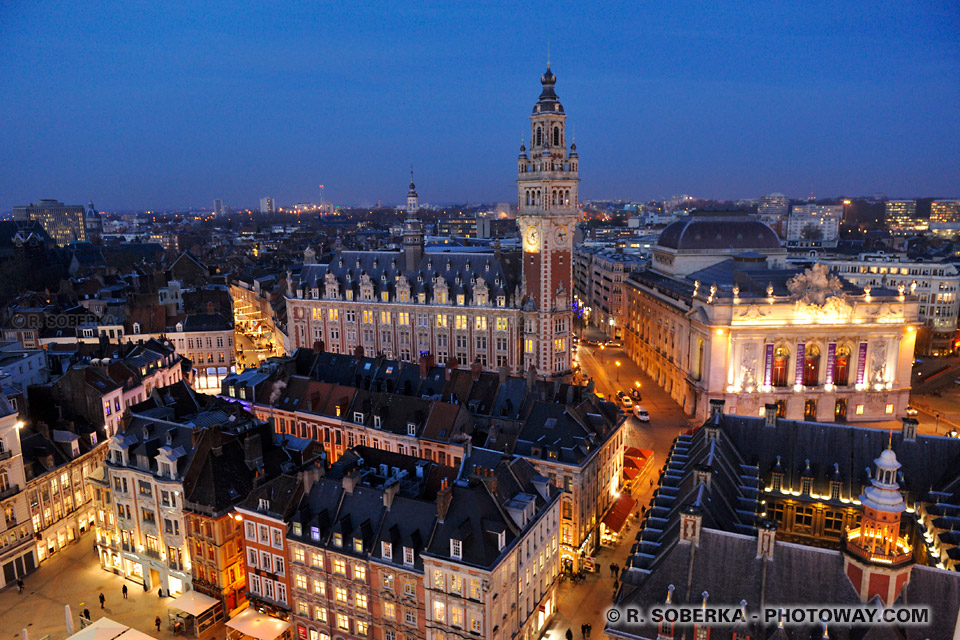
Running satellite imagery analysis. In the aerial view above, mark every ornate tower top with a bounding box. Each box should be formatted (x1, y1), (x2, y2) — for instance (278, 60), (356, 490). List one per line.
(534, 64), (563, 115)
(408, 168), (417, 198)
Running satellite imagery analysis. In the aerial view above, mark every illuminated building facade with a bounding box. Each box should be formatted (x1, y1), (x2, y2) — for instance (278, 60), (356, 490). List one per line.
(621, 212), (919, 423)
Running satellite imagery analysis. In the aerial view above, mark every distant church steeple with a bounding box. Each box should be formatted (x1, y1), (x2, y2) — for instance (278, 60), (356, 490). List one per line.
(406, 167), (419, 214)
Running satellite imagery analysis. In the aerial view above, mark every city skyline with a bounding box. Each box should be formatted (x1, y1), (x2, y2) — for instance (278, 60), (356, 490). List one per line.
(1, 3), (958, 210)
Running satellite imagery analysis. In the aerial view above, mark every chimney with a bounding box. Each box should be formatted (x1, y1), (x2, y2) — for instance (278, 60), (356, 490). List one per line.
(437, 477), (453, 522)
(342, 469), (360, 494)
(498, 364), (510, 385)
(679, 504), (702, 546)
(470, 360), (482, 381)
(901, 416), (918, 442)
(445, 357), (458, 380)
(709, 398), (725, 421)
(764, 403), (778, 427)
(756, 518), (777, 560)
(244, 432), (263, 470)
(526, 364), (537, 391)
(302, 461), (326, 493)
(693, 464), (711, 488)
(419, 353), (435, 377)
(383, 480), (400, 509)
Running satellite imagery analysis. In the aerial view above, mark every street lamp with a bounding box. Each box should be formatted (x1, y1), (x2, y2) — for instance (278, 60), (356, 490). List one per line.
(615, 361), (621, 381)
(600, 344), (605, 363)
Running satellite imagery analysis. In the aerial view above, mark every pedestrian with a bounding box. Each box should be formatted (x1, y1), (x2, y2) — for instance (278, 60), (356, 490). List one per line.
(16, 578), (23, 593)
(99, 592), (105, 609)
(580, 623), (586, 638)
(155, 615), (162, 632)
(83, 608), (91, 621)
(122, 584), (128, 599)
(158, 587), (163, 598)
(566, 629), (573, 640)
(587, 624), (592, 638)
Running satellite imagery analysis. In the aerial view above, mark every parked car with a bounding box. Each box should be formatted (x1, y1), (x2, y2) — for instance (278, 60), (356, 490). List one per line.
(906, 406), (919, 416)
(621, 397), (633, 409)
(634, 406), (650, 422)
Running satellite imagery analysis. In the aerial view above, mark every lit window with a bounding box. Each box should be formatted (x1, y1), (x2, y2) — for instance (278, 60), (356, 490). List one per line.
(334, 558), (346, 575)
(295, 574), (307, 590)
(384, 602), (396, 620)
(335, 586), (348, 603)
(856, 404), (865, 415)
(356, 593), (368, 609)
(885, 403), (894, 414)
(433, 601), (446, 623)
(354, 538), (363, 552)
(354, 565), (366, 581)
(475, 316), (486, 330)
(337, 613), (349, 631)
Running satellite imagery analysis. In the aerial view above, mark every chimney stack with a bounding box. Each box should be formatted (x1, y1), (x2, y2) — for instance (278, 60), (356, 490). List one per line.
(709, 398), (725, 421)
(437, 477), (453, 522)
(419, 353), (435, 377)
(383, 480), (400, 509)
(526, 364), (537, 392)
(498, 364), (510, 385)
(900, 416), (918, 442)
(470, 360), (482, 381)
(756, 518), (777, 560)
(445, 357), (458, 380)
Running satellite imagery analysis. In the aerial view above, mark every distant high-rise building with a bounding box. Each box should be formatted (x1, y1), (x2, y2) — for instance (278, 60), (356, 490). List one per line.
(785, 204), (841, 248)
(757, 193), (790, 236)
(930, 199), (960, 223)
(885, 200), (925, 234)
(214, 198), (224, 216)
(259, 197), (275, 214)
(406, 170), (419, 214)
(12, 199), (99, 246)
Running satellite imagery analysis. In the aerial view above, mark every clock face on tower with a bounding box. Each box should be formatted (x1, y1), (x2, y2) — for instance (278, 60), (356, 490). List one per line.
(526, 226), (539, 250)
(555, 226), (568, 245)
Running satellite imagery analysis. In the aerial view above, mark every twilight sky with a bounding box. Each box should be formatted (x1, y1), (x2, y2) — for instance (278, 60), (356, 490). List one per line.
(1, 1), (958, 210)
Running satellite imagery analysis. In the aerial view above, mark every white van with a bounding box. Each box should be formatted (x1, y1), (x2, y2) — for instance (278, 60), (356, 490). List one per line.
(633, 406), (649, 422)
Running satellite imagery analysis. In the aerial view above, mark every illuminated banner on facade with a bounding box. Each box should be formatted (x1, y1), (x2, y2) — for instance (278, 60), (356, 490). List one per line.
(764, 344), (774, 387)
(825, 343), (836, 385)
(795, 342), (805, 386)
(856, 341), (868, 385)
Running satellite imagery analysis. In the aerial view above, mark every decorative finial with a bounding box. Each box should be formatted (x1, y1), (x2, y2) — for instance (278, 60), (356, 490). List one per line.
(888, 428), (893, 450)
(547, 39), (551, 68)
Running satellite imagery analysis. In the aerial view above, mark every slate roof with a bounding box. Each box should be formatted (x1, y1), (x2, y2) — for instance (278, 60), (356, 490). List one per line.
(295, 250), (520, 306)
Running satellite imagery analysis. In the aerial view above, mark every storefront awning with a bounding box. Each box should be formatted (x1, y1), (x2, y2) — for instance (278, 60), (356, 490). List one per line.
(226, 608), (292, 640)
(602, 493), (638, 534)
(170, 590), (218, 616)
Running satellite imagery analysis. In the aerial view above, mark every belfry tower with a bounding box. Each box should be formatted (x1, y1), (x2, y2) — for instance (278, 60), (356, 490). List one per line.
(516, 64), (579, 376)
(843, 445), (914, 604)
(406, 169), (419, 214)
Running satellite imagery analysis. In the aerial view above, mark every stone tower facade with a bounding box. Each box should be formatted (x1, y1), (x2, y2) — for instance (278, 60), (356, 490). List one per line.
(517, 64), (579, 375)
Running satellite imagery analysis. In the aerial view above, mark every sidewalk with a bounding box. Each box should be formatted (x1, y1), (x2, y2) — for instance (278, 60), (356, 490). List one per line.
(0, 539), (224, 640)
(543, 482), (656, 640)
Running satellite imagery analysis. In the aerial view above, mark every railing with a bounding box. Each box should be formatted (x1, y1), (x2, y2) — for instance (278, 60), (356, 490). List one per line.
(144, 548), (161, 560)
(0, 449), (12, 461)
(0, 484), (20, 500)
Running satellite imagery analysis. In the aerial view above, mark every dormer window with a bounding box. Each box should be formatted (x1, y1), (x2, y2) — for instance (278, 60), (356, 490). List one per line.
(259, 498), (271, 512)
(457, 294), (465, 306)
(497, 531), (505, 551)
(450, 539), (462, 559)
(497, 296), (505, 307)
(354, 537), (363, 552)
(382, 541), (393, 559)
(292, 522), (302, 536)
(133, 322), (141, 335)
(407, 423), (416, 436)
(403, 547), (414, 565)
(311, 526), (320, 541)
(374, 416), (382, 429)
(830, 482), (841, 501)
(418, 293), (426, 303)
(333, 533), (343, 547)
(381, 291), (389, 302)
(176, 322), (183, 332)
(771, 473), (783, 492)
(354, 412), (364, 423)
(801, 477), (812, 495)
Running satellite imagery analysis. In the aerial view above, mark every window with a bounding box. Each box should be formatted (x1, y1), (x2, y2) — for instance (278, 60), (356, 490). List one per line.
(296, 574), (307, 590)
(335, 586), (348, 603)
(357, 620), (369, 636)
(315, 607), (328, 622)
(794, 506), (813, 528)
(475, 316), (486, 330)
(405, 610), (418, 626)
(313, 579), (326, 596)
(433, 601), (446, 623)
(334, 558), (346, 575)
(450, 575), (463, 595)
(803, 345), (820, 386)
(383, 573), (395, 590)
(356, 593), (368, 610)
(384, 602), (396, 620)
(833, 345), (850, 386)
(455, 315), (468, 330)
(450, 539), (462, 559)
(469, 579), (482, 600)
(381, 311), (392, 324)
(471, 617), (482, 633)
(337, 613), (349, 632)
(451, 606), (464, 628)
(399, 312), (410, 325)
(293, 547), (305, 564)
(433, 569), (444, 590)
(403, 547), (414, 565)
(436, 315), (448, 328)
(404, 579), (416, 597)
(382, 541), (393, 558)
(354, 565), (366, 581)
(771, 346), (789, 387)
(353, 537), (363, 552)
(496, 317), (508, 331)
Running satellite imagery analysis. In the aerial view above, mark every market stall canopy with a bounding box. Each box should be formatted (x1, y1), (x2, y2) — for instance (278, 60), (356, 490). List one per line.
(66, 617), (159, 640)
(169, 590), (218, 616)
(226, 608), (292, 640)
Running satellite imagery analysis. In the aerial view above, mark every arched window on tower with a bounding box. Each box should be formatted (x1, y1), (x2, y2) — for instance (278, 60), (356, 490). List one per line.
(536, 127), (542, 146)
(553, 126), (560, 146)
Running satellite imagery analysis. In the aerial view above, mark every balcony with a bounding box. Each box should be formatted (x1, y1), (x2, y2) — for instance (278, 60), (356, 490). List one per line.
(144, 548), (161, 560)
(0, 484), (20, 500)
(0, 449), (12, 461)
